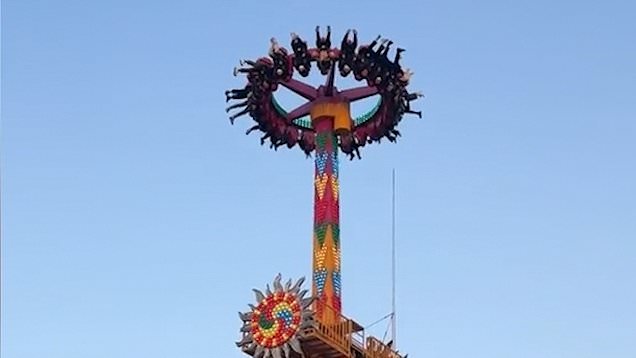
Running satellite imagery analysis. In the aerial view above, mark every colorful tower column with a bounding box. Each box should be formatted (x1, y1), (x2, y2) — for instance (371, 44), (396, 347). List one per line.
(311, 101), (349, 324)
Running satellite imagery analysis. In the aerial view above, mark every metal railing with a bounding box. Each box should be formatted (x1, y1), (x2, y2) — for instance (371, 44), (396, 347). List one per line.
(365, 336), (401, 358)
(308, 303), (352, 355)
(315, 318), (352, 355)
(351, 329), (365, 350)
(303, 304), (401, 358)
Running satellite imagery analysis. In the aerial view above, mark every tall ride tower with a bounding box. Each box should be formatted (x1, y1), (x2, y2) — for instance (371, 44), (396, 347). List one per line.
(227, 27), (422, 358)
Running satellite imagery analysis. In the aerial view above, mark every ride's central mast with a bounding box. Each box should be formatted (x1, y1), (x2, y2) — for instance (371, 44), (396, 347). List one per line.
(312, 115), (341, 324)
(311, 101), (350, 324)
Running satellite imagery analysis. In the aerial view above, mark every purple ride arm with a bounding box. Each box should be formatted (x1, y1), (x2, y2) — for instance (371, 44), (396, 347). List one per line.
(285, 101), (313, 123)
(279, 78), (318, 101)
(340, 86), (379, 102)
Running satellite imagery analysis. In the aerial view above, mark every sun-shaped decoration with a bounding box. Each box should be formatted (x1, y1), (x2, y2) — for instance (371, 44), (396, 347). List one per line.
(236, 275), (314, 358)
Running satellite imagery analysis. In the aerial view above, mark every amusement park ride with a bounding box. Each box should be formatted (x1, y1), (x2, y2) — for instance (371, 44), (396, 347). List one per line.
(226, 26), (422, 358)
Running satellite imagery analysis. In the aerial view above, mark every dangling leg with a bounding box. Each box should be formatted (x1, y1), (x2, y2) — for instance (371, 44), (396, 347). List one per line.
(229, 107), (251, 124)
(406, 110), (422, 118)
(260, 133), (271, 145)
(241, 59), (259, 67)
(234, 67), (258, 76)
(406, 91), (423, 102)
(233, 67), (250, 76)
(369, 35), (381, 50)
(341, 29), (351, 48)
(375, 39), (389, 55)
(246, 125), (260, 135)
(393, 48), (405, 66)
(381, 41), (394, 58)
(225, 100), (249, 112)
(228, 88), (251, 102)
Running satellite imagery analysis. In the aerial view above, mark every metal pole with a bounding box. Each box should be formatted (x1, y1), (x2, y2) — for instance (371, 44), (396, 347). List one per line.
(391, 168), (397, 348)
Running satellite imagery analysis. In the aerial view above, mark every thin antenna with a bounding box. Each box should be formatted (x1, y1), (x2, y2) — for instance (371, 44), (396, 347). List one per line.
(391, 168), (397, 348)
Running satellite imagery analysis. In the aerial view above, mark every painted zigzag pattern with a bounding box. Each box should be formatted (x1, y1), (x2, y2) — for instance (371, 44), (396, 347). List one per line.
(313, 131), (342, 319)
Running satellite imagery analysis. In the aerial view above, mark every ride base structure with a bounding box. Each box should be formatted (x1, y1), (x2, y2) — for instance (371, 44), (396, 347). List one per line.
(228, 27), (421, 358)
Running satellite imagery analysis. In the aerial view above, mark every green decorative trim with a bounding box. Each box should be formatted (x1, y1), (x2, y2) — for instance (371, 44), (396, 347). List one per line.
(271, 96), (312, 129)
(294, 118), (312, 128)
(353, 97), (382, 126)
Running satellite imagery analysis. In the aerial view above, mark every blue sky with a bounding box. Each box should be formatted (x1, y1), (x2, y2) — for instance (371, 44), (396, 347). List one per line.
(2, 0), (635, 357)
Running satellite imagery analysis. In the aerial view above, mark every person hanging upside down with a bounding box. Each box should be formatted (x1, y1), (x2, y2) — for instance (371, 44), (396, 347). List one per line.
(315, 25), (334, 75)
(290, 32), (311, 77)
(338, 29), (357, 77)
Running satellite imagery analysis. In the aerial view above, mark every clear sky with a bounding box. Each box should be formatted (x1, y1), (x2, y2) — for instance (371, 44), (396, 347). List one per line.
(2, 0), (635, 357)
